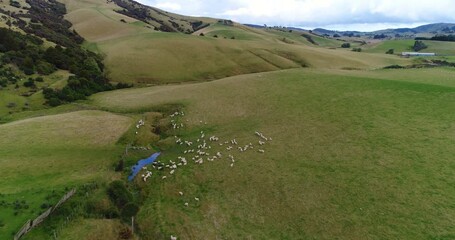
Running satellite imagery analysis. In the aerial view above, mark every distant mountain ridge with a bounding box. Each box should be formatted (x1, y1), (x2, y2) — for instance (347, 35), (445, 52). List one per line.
(313, 23), (455, 37)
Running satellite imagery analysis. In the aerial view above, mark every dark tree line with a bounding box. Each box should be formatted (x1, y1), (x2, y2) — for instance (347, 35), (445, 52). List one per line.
(416, 35), (455, 42)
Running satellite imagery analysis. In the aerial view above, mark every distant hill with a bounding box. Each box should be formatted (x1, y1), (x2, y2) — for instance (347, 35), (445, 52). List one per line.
(313, 23), (455, 38)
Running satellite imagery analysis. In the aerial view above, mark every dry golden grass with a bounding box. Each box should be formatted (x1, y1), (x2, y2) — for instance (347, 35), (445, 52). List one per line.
(61, 0), (151, 42)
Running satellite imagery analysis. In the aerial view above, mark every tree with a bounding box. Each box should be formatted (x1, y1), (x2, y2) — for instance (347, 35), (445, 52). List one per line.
(20, 56), (35, 75)
(352, 48), (362, 52)
(341, 43), (351, 48)
(413, 40), (428, 52)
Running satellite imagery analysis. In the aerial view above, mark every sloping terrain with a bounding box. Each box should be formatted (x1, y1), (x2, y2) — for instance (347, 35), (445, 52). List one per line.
(59, 0), (408, 84)
(0, 0), (454, 239)
(0, 110), (131, 239)
(90, 68), (455, 239)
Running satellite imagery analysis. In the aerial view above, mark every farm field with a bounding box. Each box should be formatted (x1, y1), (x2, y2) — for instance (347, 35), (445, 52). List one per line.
(0, 0), (454, 239)
(87, 68), (455, 239)
(0, 110), (132, 239)
(365, 39), (455, 55)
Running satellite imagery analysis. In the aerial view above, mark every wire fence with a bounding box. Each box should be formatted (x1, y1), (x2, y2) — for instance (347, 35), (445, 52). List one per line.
(14, 189), (76, 240)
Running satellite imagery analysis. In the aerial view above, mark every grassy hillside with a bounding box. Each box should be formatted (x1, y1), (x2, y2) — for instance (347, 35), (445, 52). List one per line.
(60, 0), (408, 84)
(365, 39), (455, 55)
(1, 1), (454, 239)
(88, 68), (455, 239)
(0, 110), (132, 239)
(85, 29), (408, 83)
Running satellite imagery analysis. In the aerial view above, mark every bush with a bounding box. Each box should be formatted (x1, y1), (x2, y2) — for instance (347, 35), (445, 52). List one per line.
(107, 180), (133, 209)
(384, 65), (404, 69)
(120, 202), (139, 220)
(413, 40), (428, 52)
(386, 49), (394, 54)
(118, 226), (133, 239)
(115, 159), (124, 172)
(352, 48), (362, 52)
(341, 43), (351, 48)
(36, 61), (56, 75)
(199, 33), (204, 36)
(23, 78), (36, 88)
(47, 98), (62, 107)
(6, 102), (16, 108)
(213, 35), (218, 38)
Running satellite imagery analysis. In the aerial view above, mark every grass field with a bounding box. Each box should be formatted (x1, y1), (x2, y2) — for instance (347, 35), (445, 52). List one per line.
(61, 0), (408, 84)
(0, 110), (132, 239)
(365, 39), (455, 55)
(88, 30), (409, 84)
(1, 0), (454, 239)
(89, 68), (455, 239)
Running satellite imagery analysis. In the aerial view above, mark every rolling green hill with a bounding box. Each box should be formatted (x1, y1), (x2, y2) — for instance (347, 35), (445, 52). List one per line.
(59, 0), (408, 84)
(88, 68), (455, 239)
(0, 0), (454, 239)
(365, 39), (455, 55)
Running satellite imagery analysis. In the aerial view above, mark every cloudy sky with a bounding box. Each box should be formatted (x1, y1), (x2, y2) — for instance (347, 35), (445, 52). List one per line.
(135, 0), (455, 31)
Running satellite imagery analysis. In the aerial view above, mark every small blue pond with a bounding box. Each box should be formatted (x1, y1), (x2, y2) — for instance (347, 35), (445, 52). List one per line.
(128, 152), (161, 181)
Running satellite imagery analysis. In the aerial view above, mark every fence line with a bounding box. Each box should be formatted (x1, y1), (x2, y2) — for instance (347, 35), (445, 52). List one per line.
(14, 189), (76, 240)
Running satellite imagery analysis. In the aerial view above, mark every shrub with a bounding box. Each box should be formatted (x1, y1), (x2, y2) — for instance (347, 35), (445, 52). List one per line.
(384, 65), (404, 69)
(107, 180), (133, 209)
(118, 226), (133, 239)
(120, 202), (139, 220)
(341, 43), (351, 48)
(115, 159), (124, 172)
(386, 49), (394, 54)
(352, 48), (362, 52)
(199, 33), (204, 36)
(36, 61), (56, 75)
(413, 40), (428, 52)
(6, 102), (16, 108)
(47, 98), (62, 107)
(213, 35), (218, 38)
(23, 78), (36, 88)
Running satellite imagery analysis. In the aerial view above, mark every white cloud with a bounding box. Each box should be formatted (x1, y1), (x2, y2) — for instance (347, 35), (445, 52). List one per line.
(135, 0), (455, 31)
(155, 2), (182, 11)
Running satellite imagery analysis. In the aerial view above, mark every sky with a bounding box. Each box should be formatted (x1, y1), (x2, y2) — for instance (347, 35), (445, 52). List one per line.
(135, 0), (455, 31)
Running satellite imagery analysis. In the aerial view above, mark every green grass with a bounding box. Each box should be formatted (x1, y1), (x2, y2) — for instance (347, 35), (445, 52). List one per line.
(89, 68), (455, 239)
(0, 110), (132, 239)
(366, 39), (455, 55)
(1, 1), (454, 239)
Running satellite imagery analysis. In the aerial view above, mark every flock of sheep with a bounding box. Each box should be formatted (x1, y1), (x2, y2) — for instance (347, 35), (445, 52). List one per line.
(134, 111), (271, 240)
